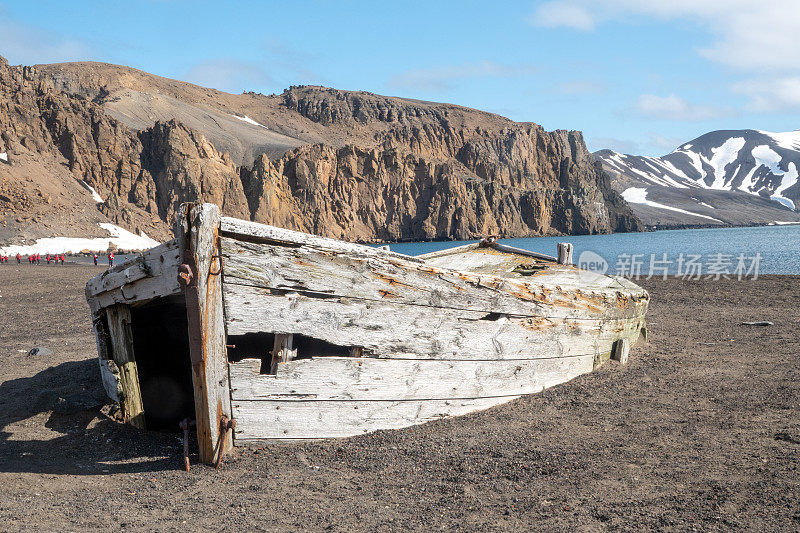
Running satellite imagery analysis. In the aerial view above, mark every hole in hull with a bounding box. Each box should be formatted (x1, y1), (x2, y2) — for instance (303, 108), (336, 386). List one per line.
(227, 332), (365, 375)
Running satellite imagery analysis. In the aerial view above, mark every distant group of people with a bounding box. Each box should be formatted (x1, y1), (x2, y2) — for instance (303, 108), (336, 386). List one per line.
(10, 253), (67, 265)
(0, 251), (116, 266)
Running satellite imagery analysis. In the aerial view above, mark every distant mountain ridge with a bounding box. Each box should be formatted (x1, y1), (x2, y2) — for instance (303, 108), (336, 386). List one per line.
(0, 55), (641, 249)
(595, 129), (800, 228)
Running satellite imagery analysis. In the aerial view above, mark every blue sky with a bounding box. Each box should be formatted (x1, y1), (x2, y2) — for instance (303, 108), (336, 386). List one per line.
(1, 0), (798, 156)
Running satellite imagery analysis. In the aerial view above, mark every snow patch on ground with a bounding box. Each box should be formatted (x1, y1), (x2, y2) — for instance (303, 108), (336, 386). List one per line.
(774, 220), (800, 225)
(690, 197), (715, 209)
(0, 152), (7, 162)
(761, 130), (800, 151)
(621, 187), (723, 223)
(750, 145), (799, 207)
(0, 224), (159, 256)
(81, 180), (104, 203)
(770, 195), (796, 210)
(232, 114), (267, 128)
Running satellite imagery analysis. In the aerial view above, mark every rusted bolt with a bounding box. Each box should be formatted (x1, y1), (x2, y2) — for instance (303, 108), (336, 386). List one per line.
(215, 416), (236, 470)
(178, 418), (195, 472)
(177, 263), (193, 287)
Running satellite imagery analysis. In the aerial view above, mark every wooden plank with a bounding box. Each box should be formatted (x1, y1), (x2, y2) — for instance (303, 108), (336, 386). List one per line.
(85, 239), (182, 310)
(220, 217), (422, 263)
(223, 283), (644, 361)
(178, 203), (232, 463)
(89, 311), (122, 402)
(232, 397), (522, 440)
(270, 333), (296, 374)
(612, 338), (630, 365)
(105, 304), (145, 429)
(230, 355), (595, 401)
(221, 238), (648, 320)
(86, 239), (180, 297)
(557, 243), (573, 265)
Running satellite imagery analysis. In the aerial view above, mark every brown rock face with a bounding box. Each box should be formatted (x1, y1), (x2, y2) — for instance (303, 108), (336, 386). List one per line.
(0, 57), (641, 246)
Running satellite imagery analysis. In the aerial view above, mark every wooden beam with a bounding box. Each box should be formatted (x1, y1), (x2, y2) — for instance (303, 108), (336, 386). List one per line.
(85, 239), (182, 309)
(177, 203), (233, 464)
(270, 333), (296, 374)
(220, 238), (649, 321)
(233, 397), (520, 440)
(223, 282), (646, 361)
(105, 304), (145, 429)
(557, 243), (573, 265)
(612, 338), (630, 365)
(230, 355), (595, 402)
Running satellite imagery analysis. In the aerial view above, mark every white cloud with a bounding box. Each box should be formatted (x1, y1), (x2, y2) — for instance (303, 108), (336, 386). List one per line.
(734, 77), (800, 112)
(387, 61), (537, 92)
(530, 2), (594, 30)
(633, 94), (728, 122)
(526, 1), (800, 72)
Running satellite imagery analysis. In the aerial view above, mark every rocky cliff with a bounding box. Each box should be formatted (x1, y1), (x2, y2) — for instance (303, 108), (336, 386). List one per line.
(0, 56), (641, 247)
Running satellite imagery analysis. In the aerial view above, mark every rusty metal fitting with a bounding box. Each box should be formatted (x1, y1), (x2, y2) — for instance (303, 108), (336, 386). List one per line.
(209, 254), (223, 276)
(177, 263), (194, 286)
(480, 235), (498, 247)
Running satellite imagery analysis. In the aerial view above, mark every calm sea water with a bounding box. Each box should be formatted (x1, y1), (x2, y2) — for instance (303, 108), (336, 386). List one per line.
(384, 225), (800, 276)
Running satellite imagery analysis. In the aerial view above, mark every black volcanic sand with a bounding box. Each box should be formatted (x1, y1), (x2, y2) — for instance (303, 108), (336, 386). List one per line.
(0, 265), (798, 531)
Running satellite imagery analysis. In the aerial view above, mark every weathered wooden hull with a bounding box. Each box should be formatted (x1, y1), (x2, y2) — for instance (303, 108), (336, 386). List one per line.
(86, 204), (648, 460)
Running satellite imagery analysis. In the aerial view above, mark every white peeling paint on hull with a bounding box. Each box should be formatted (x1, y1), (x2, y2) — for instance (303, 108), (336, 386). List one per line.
(219, 220), (648, 441)
(233, 397), (526, 440)
(84, 205), (649, 453)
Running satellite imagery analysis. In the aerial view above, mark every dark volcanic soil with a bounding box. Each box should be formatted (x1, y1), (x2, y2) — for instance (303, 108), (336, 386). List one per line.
(0, 265), (798, 531)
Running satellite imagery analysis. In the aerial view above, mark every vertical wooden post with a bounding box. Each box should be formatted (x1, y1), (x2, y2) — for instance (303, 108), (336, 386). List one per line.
(557, 242), (573, 265)
(105, 304), (146, 429)
(177, 203), (232, 464)
(271, 333), (296, 374)
(612, 338), (630, 365)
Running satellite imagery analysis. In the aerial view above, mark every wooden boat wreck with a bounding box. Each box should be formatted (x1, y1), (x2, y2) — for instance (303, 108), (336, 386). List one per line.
(86, 203), (649, 464)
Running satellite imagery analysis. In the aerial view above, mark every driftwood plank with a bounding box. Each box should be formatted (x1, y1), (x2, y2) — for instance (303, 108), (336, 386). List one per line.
(178, 203), (232, 463)
(223, 284), (644, 361)
(232, 396), (521, 440)
(230, 355), (595, 401)
(105, 304), (145, 429)
(221, 238), (648, 320)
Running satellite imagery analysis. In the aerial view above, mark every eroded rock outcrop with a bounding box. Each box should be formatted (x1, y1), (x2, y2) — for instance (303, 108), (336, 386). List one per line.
(0, 57), (641, 246)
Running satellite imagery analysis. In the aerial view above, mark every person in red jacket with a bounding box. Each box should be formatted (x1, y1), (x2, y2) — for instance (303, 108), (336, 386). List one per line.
(16, 253), (21, 264)
(93, 253), (98, 266)
(60, 253), (65, 265)
(108, 251), (114, 267)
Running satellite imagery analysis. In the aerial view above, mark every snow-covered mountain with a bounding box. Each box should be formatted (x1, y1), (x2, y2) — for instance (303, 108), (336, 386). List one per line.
(595, 130), (800, 227)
